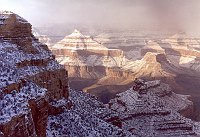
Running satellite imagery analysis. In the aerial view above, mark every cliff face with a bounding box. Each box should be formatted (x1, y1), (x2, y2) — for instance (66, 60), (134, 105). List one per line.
(50, 30), (200, 121)
(0, 11), (68, 137)
(141, 34), (200, 72)
(51, 29), (127, 79)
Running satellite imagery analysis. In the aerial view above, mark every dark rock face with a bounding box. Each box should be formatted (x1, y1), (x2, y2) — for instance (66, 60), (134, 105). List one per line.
(0, 11), (69, 137)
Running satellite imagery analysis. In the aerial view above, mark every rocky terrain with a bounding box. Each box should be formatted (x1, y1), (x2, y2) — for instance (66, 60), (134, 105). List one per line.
(49, 30), (200, 122)
(1, 11), (200, 137)
(0, 11), (133, 137)
(142, 33), (200, 72)
(47, 79), (200, 137)
(52, 30), (200, 120)
(46, 89), (133, 137)
(108, 79), (197, 136)
(0, 11), (69, 137)
(50, 29), (131, 95)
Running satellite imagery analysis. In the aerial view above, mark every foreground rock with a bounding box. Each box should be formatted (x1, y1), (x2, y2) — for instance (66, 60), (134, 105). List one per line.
(109, 79), (196, 136)
(47, 89), (134, 137)
(0, 11), (68, 137)
(47, 79), (199, 137)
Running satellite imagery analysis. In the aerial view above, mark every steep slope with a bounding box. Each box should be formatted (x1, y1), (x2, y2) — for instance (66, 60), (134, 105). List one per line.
(163, 34), (200, 72)
(108, 79), (197, 136)
(47, 79), (199, 137)
(0, 11), (69, 137)
(141, 33), (200, 72)
(52, 29), (108, 50)
(51, 29), (126, 79)
(47, 89), (133, 137)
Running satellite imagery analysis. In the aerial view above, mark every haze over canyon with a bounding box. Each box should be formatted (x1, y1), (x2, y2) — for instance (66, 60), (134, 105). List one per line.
(0, 0), (200, 136)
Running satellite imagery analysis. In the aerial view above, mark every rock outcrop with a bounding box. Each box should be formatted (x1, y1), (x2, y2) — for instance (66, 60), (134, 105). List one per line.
(47, 89), (134, 137)
(52, 29), (108, 50)
(51, 29), (127, 79)
(141, 33), (200, 72)
(108, 79), (197, 136)
(0, 11), (69, 137)
(47, 79), (199, 136)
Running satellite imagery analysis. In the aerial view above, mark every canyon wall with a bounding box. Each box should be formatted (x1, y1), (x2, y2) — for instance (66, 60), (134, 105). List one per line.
(51, 48), (123, 57)
(0, 11), (69, 137)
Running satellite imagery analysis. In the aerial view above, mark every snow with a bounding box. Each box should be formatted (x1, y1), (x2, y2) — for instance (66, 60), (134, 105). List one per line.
(194, 122), (200, 135)
(52, 29), (145, 69)
(46, 80), (197, 136)
(0, 26), (63, 125)
(0, 11), (28, 23)
(108, 80), (195, 136)
(0, 11), (14, 15)
(179, 56), (196, 65)
(46, 89), (133, 137)
(56, 54), (131, 68)
(145, 80), (160, 88)
(167, 55), (200, 72)
(50, 98), (68, 108)
(0, 41), (63, 89)
(67, 29), (87, 38)
(0, 81), (47, 124)
(143, 40), (164, 51)
(125, 49), (141, 60)
(52, 29), (108, 50)
(162, 33), (200, 51)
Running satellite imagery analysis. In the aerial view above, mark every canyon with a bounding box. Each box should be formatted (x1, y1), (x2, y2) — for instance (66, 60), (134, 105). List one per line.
(49, 29), (200, 122)
(1, 11), (200, 137)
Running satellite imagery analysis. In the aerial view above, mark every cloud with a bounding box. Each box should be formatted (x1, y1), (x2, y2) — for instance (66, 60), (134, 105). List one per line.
(1, 0), (200, 35)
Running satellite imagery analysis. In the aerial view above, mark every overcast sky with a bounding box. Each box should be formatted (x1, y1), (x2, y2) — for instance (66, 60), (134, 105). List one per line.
(1, 0), (200, 34)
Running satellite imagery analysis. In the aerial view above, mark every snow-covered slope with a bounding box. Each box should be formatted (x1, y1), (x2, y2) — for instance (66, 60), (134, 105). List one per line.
(51, 29), (129, 79)
(47, 89), (133, 137)
(0, 11), (69, 137)
(57, 53), (128, 68)
(47, 80), (199, 137)
(108, 79), (197, 136)
(53, 29), (108, 50)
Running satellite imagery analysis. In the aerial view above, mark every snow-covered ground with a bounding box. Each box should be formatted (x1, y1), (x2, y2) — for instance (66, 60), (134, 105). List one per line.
(0, 81), (47, 124)
(47, 80), (199, 137)
(47, 89), (133, 137)
(0, 20), (63, 126)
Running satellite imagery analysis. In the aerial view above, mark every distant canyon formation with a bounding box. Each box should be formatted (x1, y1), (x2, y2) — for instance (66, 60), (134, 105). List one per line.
(47, 29), (200, 121)
(1, 11), (200, 137)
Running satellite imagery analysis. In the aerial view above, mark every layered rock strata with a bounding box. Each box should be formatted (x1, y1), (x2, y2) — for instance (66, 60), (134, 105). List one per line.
(0, 11), (69, 137)
(51, 29), (127, 79)
(141, 34), (200, 72)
